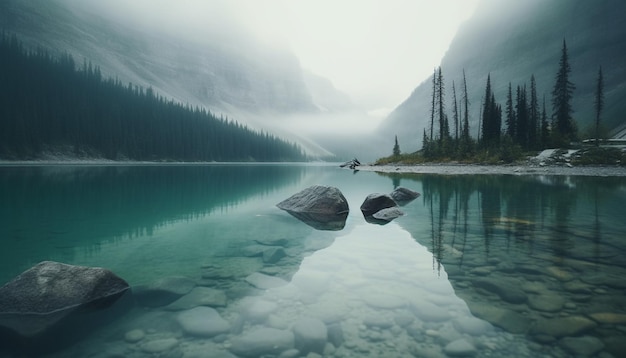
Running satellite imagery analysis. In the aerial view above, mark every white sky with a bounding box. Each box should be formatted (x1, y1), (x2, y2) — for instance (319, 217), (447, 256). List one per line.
(239, 0), (480, 119)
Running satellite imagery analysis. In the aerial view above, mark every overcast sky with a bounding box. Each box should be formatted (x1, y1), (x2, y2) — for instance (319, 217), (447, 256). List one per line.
(69, 0), (478, 126)
(247, 0), (480, 119)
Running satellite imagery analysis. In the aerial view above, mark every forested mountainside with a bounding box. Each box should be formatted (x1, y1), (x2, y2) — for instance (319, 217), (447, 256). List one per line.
(0, 36), (306, 161)
(0, 0), (352, 116)
(382, 0), (626, 153)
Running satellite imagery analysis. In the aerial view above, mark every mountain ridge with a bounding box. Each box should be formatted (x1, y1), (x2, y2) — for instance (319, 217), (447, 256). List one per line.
(381, 0), (626, 153)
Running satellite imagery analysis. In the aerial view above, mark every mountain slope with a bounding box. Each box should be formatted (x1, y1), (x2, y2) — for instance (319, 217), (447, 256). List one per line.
(0, 0), (322, 115)
(381, 0), (626, 152)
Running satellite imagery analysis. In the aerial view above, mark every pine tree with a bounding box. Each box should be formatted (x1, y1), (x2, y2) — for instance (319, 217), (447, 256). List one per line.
(594, 66), (604, 146)
(452, 81), (459, 142)
(528, 75), (539, 149)
(461, 70), (471, 146)
(481, 74), (500, 148)
(393, 135), (401, 157)
(551, 39), (577, 144)
(505, 82), (516, 139)
(540, 95), (550, 148)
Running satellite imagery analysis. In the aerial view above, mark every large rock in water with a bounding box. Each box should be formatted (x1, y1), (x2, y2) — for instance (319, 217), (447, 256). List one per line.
(0, 261), (132, 354)
(360, 193), (398, 217)
(277, 185), (349, 230)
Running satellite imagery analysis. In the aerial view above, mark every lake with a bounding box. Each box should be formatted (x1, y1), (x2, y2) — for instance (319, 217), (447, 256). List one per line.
(1, 164), (625, 357)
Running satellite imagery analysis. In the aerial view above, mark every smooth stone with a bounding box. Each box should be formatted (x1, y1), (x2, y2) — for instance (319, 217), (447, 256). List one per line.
(134, 276), (196, 307)
(527, 293), (565, 312)
(363, 314), (394, 329)
(243, 299), (278, 322)
(142, 338), (179, 353)
(559, 336), (604, 356)
(393, 314), (414, 328)
(263, 247), (287, 264)
(124, 329), (146, 343)
(176, 307), (231, 337)
(546, 266), (574, 281)
(292, 317), (328, 354)
(364, 293), (406, 309)
(165, 287), (227, 310)
(530, 316), (597, 338)
(327, 323), (344, 348)
(360, 193), (397, 217)
(229, 328), (294, 357)
(470, 278), (527, 304)
(245, 272), (288, 289)
(453, 317), (493, 336)
(562, 280), (592, 294)
(469, 304), (531, 334)
(588, 312), (626, 324)
(278, 349), (301, 358)
(410, 300), (450, 322)
(443, 339), (477, 357)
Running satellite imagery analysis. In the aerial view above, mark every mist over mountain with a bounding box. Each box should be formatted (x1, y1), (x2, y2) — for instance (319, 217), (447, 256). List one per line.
(0, 0), (359, 153)
(382, 0), (626, 153)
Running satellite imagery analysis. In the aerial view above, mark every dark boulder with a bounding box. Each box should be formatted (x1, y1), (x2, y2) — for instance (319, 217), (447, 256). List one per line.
(277, 185), (349, 231)
(389, 187), (420, 205)
(0, 261), (132, 354)
(360, 193), (397, 217)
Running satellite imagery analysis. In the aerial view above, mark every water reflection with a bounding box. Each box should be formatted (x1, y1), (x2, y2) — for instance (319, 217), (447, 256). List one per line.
(233, 223), (496, 357)
(380, 172), (626, 356)
(0, 165), (305, 282)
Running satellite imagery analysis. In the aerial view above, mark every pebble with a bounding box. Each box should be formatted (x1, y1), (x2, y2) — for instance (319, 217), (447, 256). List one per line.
(176, 306), (231, 337)
(141, 338), (179, 353)
(444, 339), (477, 357)
(124, 329), (145, 343)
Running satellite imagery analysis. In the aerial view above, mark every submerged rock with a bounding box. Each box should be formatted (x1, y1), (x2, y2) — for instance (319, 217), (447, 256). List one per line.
(372, 207), (405, 222)
(277, 185), (349, 230)
(133, 275), (196, 307)
(176, 306), (231, 337)
(229, 327), (295, 357)
(0, 261), (131, 354)
(293, 317), (328, 354)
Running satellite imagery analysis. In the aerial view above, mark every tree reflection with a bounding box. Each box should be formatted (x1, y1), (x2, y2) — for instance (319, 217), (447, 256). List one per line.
(377, 172), (624, 268)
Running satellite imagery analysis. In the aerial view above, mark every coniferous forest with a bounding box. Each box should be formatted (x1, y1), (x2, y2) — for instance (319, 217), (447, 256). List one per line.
(0, 35), (307, 161)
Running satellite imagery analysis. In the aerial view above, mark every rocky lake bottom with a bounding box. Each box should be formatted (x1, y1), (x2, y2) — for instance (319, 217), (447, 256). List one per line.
(1, 164), (624, 357)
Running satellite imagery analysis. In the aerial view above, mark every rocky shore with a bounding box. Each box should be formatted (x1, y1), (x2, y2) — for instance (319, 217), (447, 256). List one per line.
(358, 163), (626, 177)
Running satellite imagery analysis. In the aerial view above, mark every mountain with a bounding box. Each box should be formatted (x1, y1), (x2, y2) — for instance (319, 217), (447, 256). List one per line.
(0, 0), (355, 128)
(381, 0), (626, 153)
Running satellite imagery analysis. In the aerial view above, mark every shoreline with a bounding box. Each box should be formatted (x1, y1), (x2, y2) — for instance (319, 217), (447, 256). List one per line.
(357, 163), (626, 177)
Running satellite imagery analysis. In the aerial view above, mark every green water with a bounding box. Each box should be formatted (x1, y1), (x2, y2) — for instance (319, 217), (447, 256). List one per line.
(0, 164), (625, 357)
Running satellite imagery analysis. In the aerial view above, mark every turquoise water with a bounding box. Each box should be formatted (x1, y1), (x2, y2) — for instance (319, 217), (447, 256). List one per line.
(0, 164), (625, 357)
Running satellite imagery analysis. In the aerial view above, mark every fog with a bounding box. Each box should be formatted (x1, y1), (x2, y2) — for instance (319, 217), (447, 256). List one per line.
(55, 0), (478, 159)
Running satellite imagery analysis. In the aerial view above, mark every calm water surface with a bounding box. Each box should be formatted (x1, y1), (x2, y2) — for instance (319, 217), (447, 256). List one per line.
(1, 164), (625, 357)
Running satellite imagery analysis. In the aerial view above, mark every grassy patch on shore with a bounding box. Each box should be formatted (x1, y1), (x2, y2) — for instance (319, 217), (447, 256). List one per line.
(375, 146), (625, 167)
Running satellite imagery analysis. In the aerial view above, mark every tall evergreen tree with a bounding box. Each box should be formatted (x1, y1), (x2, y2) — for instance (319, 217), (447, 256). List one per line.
(505, 82), (516, 138)
(452, 81), (459, 142)
(594, 66), (604, 146)
(540, 95), (550, 148)
(515, 85), (528, 149)
(436, 67), (449, 150)
(480, 74), (501, 148)
(429, 68), (436, 141)
(461, 70), (471, 146)
(393, 135), (401, 157)
(528, 75), (539, 149)
(551, 39), (577, 143)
